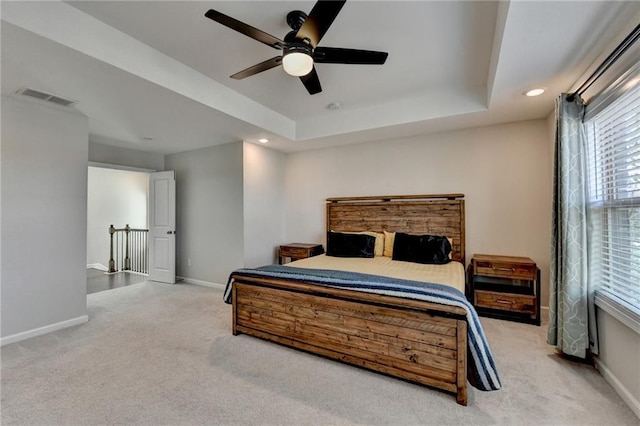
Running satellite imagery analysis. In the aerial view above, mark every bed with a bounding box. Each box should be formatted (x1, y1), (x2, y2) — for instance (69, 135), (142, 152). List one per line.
(225, 194), (500, 405)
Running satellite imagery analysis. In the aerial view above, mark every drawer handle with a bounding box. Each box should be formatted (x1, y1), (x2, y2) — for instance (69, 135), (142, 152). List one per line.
(496, 299), (513, 304)
(493, 267), (515, 272)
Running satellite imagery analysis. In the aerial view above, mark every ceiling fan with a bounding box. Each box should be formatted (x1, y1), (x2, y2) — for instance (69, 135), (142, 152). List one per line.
(204, 0), (388, 95)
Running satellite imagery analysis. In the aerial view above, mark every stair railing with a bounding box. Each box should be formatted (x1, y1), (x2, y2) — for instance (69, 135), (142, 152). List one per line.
(108, 224), (149, 274)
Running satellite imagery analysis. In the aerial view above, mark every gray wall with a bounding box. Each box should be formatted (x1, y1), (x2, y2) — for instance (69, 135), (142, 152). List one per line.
(285, 119), (553, 306)
(89, 141), (164, 171)
(243, 142), (286, 267)
(596, 309), (640, 416)
(1, 96), (89, 339)
(165, 142), (244, 284)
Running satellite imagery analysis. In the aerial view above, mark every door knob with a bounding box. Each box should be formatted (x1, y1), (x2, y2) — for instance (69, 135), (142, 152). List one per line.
(166, 230), (176, 235)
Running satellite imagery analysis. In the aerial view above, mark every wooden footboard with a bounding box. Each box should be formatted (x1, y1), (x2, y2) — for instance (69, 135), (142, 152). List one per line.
(231, 275), (469, 405)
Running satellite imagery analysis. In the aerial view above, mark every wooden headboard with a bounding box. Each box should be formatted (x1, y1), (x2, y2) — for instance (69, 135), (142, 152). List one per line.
(326, 194), (466, 265)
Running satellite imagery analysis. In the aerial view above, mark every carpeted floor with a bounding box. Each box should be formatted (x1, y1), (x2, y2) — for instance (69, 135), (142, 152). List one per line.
(1, 281), (638, 425)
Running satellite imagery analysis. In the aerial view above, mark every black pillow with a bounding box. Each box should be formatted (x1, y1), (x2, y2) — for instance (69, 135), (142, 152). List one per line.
(326, 232), (376, 258)
(392, 232), (452, 264)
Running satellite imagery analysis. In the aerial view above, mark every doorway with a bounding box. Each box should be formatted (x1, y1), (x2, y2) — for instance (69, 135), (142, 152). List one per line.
(86, 165), (149, 293)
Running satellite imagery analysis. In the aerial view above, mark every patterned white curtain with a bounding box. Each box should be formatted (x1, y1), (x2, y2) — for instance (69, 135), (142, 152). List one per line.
(547, 94), (598, 358)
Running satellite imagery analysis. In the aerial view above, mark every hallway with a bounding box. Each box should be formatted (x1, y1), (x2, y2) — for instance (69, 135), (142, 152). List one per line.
(86, 268), (147, 294)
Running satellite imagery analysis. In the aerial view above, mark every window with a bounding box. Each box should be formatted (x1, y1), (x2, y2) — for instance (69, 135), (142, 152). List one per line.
(585, 80), (640, 315)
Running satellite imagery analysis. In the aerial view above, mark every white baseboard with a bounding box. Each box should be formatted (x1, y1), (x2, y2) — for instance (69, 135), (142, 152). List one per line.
(177, 276), (225, 290)
(540, 306), (549, 319)
(595, 357), (640, 419)
(87, 263), (108, 271)
(1, 315), (89, 347)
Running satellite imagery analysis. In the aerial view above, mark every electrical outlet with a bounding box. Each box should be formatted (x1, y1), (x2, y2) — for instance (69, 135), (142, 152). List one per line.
(187, 258), (192, 267)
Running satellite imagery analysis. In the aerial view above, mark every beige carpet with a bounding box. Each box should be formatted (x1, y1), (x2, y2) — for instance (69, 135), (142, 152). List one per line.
(1, 281), (638, 425)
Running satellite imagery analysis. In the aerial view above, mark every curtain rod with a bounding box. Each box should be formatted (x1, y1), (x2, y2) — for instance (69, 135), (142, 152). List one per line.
(567, 23), (640, 102)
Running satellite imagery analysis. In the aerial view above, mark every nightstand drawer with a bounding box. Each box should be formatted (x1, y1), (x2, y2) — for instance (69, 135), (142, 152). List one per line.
(475, 290), (536, 314)
(279, 246), (309, 258)
(278, 243), (324, 264)
(474, 260), (537, 280)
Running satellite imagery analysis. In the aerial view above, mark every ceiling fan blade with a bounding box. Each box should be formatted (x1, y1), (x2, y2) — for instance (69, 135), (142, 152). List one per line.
(300, 66), (322, 95)
(230, 56), (282, 80)
(205, 9), (283, 49)
(313, 47), (388, 64)
(295, 0), (346, 47)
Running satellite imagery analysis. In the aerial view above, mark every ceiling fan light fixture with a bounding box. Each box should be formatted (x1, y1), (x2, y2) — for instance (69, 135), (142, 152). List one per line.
(205, 2), (388, 95)
(282, 46), (313, 77)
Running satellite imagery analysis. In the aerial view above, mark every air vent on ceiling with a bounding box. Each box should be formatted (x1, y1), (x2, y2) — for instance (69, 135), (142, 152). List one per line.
(15, 87), (77, 107)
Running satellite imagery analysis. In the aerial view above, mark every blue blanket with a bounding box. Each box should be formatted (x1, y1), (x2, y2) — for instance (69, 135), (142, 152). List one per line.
(225, 265), (501, 391)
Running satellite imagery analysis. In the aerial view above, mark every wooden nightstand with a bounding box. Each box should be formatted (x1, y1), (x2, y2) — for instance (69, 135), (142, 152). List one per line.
(468, 254), (541, 326)
(279, 243), (324, 264)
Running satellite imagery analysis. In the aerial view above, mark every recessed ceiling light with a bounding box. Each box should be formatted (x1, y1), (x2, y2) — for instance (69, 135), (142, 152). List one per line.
(327, 102), (341, 110)
(524, 88), (545, 97)
(141, 136), (155, 141)
(258, 138), (269, 144)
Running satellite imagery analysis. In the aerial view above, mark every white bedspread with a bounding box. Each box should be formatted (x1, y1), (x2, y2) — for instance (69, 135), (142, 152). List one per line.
(286, 254), (465, 293)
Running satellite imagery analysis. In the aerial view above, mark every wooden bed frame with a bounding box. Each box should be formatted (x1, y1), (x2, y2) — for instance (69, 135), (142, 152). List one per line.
(230, 194), (469, 405)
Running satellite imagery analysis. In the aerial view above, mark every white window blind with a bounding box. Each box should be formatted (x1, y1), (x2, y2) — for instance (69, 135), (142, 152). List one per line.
(585, 80), (640, 313)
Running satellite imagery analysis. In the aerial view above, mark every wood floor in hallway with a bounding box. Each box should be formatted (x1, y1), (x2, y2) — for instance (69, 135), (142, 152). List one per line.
(86, 268), (147, 294)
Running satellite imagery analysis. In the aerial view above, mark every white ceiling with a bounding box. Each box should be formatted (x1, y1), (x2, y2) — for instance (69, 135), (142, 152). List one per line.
(2, 1), (639, 154)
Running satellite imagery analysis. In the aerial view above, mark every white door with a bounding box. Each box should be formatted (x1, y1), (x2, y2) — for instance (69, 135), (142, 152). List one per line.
(148, 171), (176, 283)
